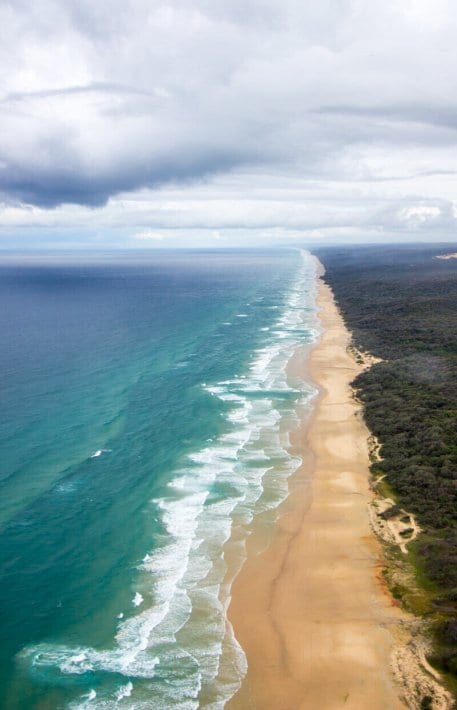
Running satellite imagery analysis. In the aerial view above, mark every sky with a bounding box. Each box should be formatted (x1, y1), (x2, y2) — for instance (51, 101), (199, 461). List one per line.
(1, 0), (457, 249)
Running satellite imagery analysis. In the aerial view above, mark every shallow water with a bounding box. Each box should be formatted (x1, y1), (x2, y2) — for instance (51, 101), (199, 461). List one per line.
(0, 249), (317, 708)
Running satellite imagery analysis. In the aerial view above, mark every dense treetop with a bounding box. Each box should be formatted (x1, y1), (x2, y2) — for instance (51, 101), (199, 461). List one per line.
(314, 243), (457, 679)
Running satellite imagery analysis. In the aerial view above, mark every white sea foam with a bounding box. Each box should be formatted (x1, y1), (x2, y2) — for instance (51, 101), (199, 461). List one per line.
(72, 689), (96, 709)
(90, 449), (112, 459)
(60, 652), (91, 674)
(21, 641), (161, 680)
(19, 250), (319, 709)
(116, 682), (133, 701)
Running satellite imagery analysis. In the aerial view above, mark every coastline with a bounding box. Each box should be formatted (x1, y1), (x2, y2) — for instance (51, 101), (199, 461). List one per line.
(227, 264), (407, 709)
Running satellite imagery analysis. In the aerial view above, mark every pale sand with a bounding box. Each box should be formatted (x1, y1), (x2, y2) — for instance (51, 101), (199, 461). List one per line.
(228, 274), (407, 710)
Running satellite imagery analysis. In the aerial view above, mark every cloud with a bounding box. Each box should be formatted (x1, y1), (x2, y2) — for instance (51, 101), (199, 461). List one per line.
(134, 229), (165, 241)
(1, 0), (457, 244)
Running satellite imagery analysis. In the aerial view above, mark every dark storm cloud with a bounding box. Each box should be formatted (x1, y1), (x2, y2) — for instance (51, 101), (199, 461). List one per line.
(0, 134), (251, 208)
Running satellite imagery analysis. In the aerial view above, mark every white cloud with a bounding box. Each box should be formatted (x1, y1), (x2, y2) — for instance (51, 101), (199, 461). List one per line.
(1, 0), (457, 245)
(134, 230), (165, 241)
(399, 205), (442, 228)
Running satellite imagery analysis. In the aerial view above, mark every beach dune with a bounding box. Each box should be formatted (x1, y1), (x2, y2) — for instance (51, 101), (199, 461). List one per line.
(228, 273), (406, 709)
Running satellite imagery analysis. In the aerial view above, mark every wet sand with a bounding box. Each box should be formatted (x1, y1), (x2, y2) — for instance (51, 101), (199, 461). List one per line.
(228, 270), (406, 709)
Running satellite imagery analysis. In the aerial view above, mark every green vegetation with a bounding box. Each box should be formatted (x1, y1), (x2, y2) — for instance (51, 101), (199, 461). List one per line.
(314, 244), (457, 684)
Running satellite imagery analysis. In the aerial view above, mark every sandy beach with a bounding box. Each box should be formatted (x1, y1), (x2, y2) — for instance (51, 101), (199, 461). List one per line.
(228, 267), (406, 709)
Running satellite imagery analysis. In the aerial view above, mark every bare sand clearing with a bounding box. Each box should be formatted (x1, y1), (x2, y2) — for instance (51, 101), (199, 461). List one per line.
(228, 273), (407, 709)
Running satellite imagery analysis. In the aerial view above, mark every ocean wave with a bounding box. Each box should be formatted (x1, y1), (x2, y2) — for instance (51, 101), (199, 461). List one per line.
(19, 641), (160, 680)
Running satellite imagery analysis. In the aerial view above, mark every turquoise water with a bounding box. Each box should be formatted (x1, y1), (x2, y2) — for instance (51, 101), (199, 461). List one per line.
(0, 249), (317, 709)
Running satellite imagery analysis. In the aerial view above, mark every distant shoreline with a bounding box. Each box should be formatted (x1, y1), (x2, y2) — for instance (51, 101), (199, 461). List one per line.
(228, 260), (408, 709)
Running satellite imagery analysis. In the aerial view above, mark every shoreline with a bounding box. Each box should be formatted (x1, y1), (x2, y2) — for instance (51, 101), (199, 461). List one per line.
(227, 266), (408, 709)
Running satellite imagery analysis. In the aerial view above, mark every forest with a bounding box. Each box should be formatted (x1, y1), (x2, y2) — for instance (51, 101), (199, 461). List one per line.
(314, 244), (457, 680)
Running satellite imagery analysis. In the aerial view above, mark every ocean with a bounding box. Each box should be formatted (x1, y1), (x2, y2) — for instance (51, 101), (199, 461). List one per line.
(0, 248), (317, 709)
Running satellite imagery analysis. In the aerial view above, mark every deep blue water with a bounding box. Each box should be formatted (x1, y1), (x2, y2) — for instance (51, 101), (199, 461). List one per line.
(0, 249), (317, 709)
